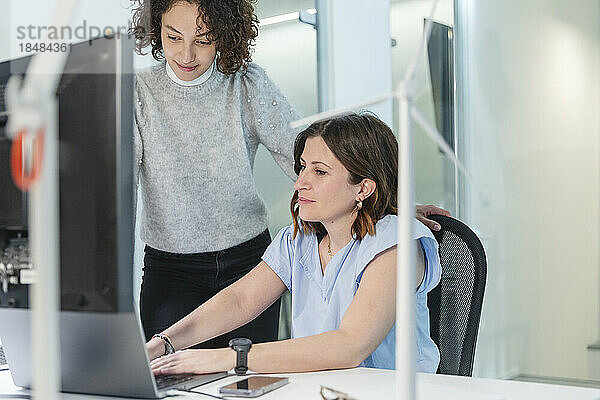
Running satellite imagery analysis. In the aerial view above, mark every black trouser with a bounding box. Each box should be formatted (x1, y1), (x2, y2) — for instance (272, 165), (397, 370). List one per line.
(140, 230), (280, 348)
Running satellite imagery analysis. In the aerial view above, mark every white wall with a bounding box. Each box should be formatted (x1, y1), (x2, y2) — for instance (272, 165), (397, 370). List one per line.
(457, 0), (600, 380)
(317, 0), (393, 124)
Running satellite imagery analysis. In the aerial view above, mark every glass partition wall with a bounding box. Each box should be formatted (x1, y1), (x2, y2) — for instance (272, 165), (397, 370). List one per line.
(253, 0), (600, 388)
(392, 0), (456, 215)
(391, 0), (600, 388)
(453, 0), (600, 386)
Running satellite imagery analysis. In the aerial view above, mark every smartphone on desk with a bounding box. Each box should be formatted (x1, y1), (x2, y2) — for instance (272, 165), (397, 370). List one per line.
(219, 376), (289, 397)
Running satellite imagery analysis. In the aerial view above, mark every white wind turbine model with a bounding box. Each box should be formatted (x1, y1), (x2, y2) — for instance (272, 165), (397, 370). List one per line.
(5, 1), (79, 399)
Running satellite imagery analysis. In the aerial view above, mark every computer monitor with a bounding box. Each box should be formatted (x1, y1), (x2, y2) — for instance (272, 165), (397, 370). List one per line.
(0, 35), (135, 312)
(425, 19), (454, 151)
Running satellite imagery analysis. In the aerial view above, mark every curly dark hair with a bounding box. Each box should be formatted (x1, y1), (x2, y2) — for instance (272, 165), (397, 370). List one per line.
(129, 0), (259, 75)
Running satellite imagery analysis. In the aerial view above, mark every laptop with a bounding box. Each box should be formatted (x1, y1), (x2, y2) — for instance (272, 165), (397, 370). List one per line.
(0, 308), (226, 398)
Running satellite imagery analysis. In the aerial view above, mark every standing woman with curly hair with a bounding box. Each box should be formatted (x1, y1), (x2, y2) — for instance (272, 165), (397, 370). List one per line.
(129, 0), (299, 348)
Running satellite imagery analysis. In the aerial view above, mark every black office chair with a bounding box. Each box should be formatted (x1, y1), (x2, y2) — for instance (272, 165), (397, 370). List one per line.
(426, 214), (487, 376)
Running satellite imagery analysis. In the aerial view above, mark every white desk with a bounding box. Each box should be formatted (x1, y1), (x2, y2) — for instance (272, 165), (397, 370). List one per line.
(1, 368), (599, 399)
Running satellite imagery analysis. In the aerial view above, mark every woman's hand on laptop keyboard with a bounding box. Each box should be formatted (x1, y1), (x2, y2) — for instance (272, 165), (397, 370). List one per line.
(150, 348), (235, 375)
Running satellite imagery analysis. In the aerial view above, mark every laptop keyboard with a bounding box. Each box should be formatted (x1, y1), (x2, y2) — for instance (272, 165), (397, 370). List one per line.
(155, 374), (196, 390)
(0, 345), (211, 389)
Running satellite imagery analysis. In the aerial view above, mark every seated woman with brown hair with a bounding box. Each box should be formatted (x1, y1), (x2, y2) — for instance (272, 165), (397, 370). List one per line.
(147, 112), (442, 374)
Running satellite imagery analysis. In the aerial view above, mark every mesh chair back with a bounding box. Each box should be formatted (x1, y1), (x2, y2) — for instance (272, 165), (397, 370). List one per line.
(427, 214), (487, 376)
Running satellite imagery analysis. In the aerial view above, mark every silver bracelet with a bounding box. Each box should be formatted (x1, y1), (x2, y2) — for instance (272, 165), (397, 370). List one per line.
(152, 333), (175, 356)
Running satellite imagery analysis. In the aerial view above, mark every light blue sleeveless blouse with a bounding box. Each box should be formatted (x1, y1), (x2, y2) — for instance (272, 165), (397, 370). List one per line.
(262, 215), (441, 372)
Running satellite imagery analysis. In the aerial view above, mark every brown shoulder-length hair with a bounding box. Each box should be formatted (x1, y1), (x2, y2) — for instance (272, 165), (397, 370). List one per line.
(291, 112), (399, 240)
(129, 0), (259, 75)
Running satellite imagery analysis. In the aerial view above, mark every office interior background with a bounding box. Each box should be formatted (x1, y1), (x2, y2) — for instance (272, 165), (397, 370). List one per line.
(2, 0), (600, 388)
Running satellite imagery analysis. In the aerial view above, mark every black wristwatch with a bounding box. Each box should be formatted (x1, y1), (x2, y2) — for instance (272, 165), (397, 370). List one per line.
(229, 338), (252, 375)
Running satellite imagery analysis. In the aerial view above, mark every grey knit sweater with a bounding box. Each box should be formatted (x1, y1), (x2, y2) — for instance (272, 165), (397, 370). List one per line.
(134, 62), (300, 253)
